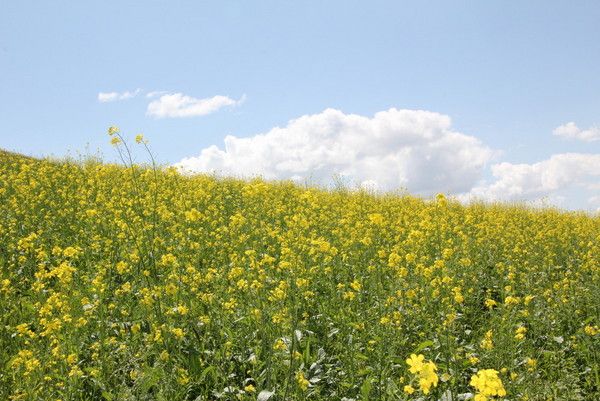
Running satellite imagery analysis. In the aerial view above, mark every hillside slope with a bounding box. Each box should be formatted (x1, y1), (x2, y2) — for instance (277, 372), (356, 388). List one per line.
(0, 150), (599, 400)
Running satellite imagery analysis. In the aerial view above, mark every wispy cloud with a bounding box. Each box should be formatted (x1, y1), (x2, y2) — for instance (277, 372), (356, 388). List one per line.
(146, 91), (168, 99)
(146, 93), (245, 118)
(97, 89), (142, 103)
(553, 122), (600, 142)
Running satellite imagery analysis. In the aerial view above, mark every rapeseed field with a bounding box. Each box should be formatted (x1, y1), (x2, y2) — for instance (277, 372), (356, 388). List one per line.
(0, 130), (598, 400)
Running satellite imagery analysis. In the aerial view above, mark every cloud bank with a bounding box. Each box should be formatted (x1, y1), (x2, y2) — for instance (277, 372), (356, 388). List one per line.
(176, 108), (494, 196)
(146, 93), (245, 118)
(553, 122), (600, 142)
(97, 89), (141, 103)
(464, 153), (600, 207)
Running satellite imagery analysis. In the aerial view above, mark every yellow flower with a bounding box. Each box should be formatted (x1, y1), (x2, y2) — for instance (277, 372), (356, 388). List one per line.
(368, 213), (384, 225)
(15, 323), (35, 338)
(515, 325), (527, 340)
(171, 327), (185, 340)
(273, 338), (287, 351)
(403, 384), (415, 394)
(453, 287), (464, 304)
(484, 299), (497, 309)
(160, 253), (178, 266)
(470, 369), (506, 399)
(469, 355), (480, 365)
(135, 134), (144, 144)
(350, 279), (362, 292)
(342, 291), (356, 300)
(295, 371), (310, 391)
(62, 246), (79, 258)
(115, 261), (129, 275)
(405, 354), (439, 394)
(481, 330), (494, 350)
(223, 298), (237, 312)
(110, 136), (121, 145)
(107, 126), (120, 136)
(66, 353), (77, 364)
(406, 353), (425, 374)
(295, 278), (309, 287)
(418, 361), (439, 394)
(177, 368), (190, 385)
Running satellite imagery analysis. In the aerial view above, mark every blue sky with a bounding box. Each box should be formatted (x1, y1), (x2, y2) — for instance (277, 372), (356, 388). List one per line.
(1, 1), (599, 209)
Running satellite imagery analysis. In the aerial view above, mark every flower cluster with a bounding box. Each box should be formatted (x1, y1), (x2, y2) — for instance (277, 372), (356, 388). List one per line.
(470, 369), (506, 401)
(405, 354), (439, 395)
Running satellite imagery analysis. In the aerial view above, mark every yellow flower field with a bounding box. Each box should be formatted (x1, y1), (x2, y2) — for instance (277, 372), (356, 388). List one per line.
(0, 132), (599, 400)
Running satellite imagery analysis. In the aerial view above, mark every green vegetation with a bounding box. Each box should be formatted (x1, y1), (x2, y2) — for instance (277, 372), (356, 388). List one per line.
(0, 136), (599, 400)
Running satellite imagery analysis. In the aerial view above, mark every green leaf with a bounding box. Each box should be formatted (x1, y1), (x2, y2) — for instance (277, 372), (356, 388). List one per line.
(200, 365), (217, 382)
(360, 377), (373, 400)
(413, 340), (434, 354)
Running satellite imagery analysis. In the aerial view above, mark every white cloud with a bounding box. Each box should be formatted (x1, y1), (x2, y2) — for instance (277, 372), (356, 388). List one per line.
(553, 122), (600, 142)
(175, 108), (494, 195)
(146, 91), (168, 98)
(97, 89), (141, 103)
(588, 196), (600, 213)
(464, 153), (600, 205)
(146, 93), (245, 118)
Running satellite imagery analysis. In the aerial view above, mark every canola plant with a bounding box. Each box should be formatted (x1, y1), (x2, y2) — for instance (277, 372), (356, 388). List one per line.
(0, 131), (598, 400)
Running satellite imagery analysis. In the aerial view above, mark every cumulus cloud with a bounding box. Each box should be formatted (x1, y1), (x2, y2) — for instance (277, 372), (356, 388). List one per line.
(97, 89), (141, 103)
(175, 108), (494, 195)
(464, 153), (600, 205)
(146, 93), (245, 118)
(553, 122), (600, 142)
